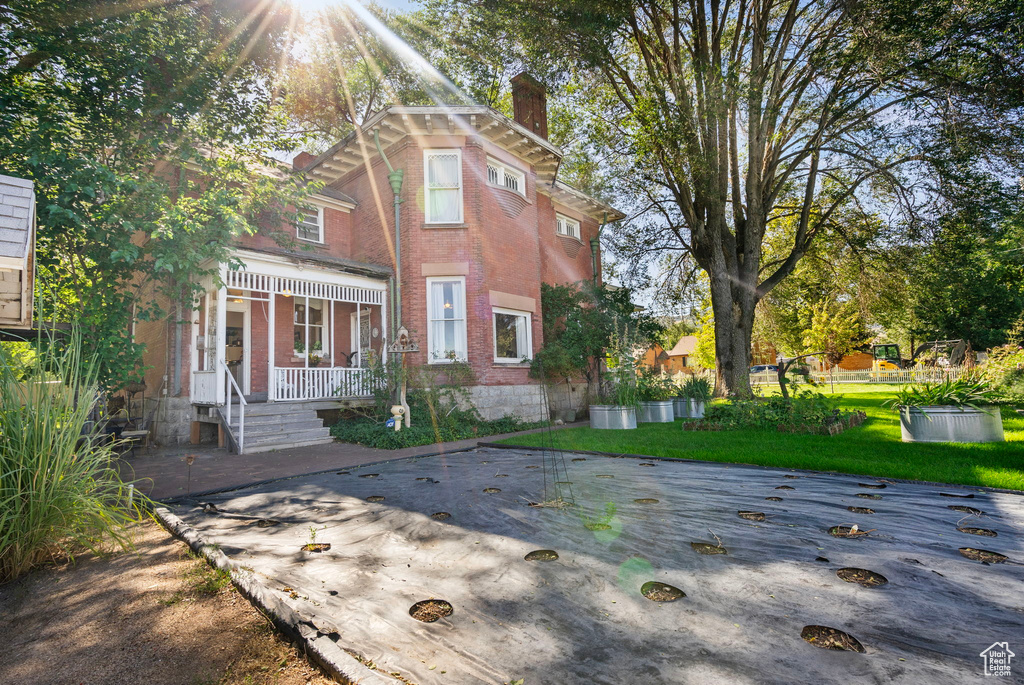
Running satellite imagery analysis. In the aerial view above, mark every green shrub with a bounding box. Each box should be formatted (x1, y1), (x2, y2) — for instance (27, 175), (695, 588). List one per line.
(985, 345), (1024, 403)
(681, 376), (713, 401)
(331, 362), (545, 449)
(0, 335), (145, 582)
(703, 390), (843, 429)
(636, 368), (675, 401)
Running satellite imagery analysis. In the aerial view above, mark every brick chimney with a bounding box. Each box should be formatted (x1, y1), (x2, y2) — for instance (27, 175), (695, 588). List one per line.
(292, 151), (316, 171)
(511, 72), (548, 140)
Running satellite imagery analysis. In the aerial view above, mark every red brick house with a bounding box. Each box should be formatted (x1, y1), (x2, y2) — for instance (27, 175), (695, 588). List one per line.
(138, 75), (623, 451)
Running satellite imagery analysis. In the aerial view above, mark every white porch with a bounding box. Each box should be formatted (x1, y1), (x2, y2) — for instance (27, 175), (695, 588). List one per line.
(189, 251), (389, 407)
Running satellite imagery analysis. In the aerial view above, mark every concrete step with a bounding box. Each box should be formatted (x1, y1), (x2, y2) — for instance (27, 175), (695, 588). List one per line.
(228, 403), (323, 417)
(229, 419), (325, 437)
(243, 436), (335, 454)
(227, 410), (320, 425)
(244, 426), (332, 448)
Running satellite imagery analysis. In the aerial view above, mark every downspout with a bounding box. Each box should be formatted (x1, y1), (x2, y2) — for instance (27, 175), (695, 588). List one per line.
(374, 129), (404, 338)
(590, 211), (607, 283)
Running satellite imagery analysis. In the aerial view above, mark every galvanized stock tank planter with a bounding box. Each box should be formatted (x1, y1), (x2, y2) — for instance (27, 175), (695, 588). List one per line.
(637, 400), (674, 423)
(590, 405), (638, 430)
(899, 406), (1004, 443)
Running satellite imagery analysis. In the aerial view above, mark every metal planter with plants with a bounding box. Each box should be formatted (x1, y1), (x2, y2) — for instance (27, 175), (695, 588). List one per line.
(681, 376), (714, 419)
(636, 368), (676, 423)
(886, 378), (1005, 443)
(590, 332), (639, 430)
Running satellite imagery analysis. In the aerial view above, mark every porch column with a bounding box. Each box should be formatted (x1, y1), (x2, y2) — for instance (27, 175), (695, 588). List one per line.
(215, 284), (227, 405)
(380, 295), (388, 370)
(268, 286), (276, 402)
(330, 300), (336, 368)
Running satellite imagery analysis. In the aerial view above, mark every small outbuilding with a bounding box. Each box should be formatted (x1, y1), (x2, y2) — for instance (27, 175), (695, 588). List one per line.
(0, 173), (35, 330)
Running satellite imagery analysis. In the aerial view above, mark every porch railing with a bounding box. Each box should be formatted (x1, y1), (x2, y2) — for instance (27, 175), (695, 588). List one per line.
(274, 367), (377, 401)
(221, 360), (247, 453)
(191, 370), (219, 404)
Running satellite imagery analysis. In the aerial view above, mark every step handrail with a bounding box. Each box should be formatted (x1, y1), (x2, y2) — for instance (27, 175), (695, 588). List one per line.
(220, 360), (247, 453)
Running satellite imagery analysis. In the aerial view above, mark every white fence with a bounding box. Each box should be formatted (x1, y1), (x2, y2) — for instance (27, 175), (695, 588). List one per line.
(749, 366), (971, 387)
(274, 367), (377, 401)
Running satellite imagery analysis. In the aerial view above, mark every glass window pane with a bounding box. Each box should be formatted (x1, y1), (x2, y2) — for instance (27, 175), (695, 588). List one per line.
(495, 313), (520, 359)
(429, 188), (460, 222)
(428, 154), (460, 187)
(442, 282), (455, 319)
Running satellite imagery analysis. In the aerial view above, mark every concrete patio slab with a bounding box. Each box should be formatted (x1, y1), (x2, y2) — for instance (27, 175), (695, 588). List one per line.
(163, 447), (1024, 684)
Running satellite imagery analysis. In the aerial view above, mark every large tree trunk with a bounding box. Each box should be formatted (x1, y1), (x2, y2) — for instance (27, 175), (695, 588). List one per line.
(709, 269), (756, 397)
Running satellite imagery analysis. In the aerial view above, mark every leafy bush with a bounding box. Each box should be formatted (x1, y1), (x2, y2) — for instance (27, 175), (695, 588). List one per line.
(885, 377), (1002, 409)
(636, 368), (675, 401)
(703, 390), (843, 429)
(985, 344), (1024, 403)
(0, 336), (144, 582)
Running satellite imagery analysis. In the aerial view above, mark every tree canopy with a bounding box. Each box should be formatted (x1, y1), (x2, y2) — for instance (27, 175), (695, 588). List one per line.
(441, 0), (1024, 395)
(0, 0), (312, 388)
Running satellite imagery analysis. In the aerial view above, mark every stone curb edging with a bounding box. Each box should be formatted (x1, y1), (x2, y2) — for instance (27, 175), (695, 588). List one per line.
(475, 442), (1024, 496)
(154, 507), (397, 685)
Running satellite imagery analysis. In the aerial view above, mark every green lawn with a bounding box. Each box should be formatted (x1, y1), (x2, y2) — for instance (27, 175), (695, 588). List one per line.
(499, 386), (1024, 490)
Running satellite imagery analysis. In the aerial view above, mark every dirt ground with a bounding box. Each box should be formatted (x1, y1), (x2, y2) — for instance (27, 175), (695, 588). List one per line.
(0, 520), (336, 685)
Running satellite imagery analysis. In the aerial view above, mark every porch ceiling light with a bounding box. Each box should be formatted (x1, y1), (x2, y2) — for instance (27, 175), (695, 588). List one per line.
(282, 289), (292, 297)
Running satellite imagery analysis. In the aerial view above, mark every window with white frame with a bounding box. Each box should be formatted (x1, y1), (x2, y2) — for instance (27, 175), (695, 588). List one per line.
(556, 213), (581, 240)
(493, 307), (532, 363)
(486, 157), (525, 196)
(424, 150), (463, 223)
(293, 298), (325, 356)
(426, 277), (467, 362)
(297, 207), (323, 243)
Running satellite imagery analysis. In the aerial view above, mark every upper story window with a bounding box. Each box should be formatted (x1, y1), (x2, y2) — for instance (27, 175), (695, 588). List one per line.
(486, 157), (525, 196)
(424, 149), (463, 224)
(297, 207), (323, 243)
(556, 213), (581, 240)
(426, 277), (467, 363)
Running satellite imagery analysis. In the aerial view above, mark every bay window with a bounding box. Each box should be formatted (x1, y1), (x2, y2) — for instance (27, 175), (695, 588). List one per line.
(493, 307), (532, 363)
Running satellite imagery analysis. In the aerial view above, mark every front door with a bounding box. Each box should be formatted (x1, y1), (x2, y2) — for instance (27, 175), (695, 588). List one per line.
(225, 296), (250, 395)
(350, 309), (371, 367)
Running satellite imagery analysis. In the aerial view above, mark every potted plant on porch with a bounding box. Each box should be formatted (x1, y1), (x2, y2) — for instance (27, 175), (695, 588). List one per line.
(636, 369), (676, 423)
(681, 376), (713, 419)
(885, 377), (1005, 443)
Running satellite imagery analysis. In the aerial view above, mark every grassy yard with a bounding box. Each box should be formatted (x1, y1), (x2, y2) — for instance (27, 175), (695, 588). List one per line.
(499, 386), (1024, 491)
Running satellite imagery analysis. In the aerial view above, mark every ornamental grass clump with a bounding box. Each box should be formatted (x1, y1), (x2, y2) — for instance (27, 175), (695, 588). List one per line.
(884, 377), (1002, 410)
(0, 337), (145, 582)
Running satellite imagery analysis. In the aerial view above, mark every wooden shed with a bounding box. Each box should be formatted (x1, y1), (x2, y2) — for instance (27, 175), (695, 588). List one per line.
(0, 174), (35, 329)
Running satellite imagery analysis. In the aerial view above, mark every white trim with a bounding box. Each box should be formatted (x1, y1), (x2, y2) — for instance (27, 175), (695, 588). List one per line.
(309, 192), (355, 212)
(296, 205), (324, 244)
(423, 148), (464, 224)
(426, 276), (467, 363)
(555, 213), (582, 240)
(229, 249), (388, 299)
(486, 156), (526, 197)
(492, 306), (532, 363)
